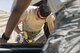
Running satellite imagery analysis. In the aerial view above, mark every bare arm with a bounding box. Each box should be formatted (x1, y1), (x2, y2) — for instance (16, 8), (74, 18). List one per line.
(14, 25), (21, 34)
(14, 11), (27, 34)
(0, 0), (31, 43)
(14, 19), (22, 34)
(5, 0), (32, 38)
(47, 15), (54, 33)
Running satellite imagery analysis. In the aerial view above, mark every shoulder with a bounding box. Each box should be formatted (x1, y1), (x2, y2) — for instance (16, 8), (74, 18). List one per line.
(24, 5), (38, 14)
(25, 6), (38, 11)
(46, 13), (55, 21)
(28, 6), (38, 9)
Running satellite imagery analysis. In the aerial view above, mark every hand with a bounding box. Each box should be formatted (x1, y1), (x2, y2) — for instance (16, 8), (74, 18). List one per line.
(0, 38), (7, 43)
(16, 32), (24, 43)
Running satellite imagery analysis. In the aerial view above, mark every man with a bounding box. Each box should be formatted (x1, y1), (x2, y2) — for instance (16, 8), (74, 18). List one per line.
(42, 0), (80, 53)
(0, 0), (32, 43)
(14, 3), (54, 44)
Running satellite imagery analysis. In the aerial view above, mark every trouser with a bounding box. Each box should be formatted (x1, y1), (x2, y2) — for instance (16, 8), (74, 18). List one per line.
(42, 6), (80, 53)
(26, 29), (47, 44)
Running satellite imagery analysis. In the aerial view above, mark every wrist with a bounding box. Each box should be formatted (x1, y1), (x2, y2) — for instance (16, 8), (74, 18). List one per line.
(2, 33), (10, 41)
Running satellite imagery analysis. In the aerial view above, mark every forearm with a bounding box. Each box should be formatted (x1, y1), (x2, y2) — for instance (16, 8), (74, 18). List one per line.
(14, 26), (21, 34)
(48, 23), (54, 33)
(4, 0), (32, 37)
(48, 21), (54, 34)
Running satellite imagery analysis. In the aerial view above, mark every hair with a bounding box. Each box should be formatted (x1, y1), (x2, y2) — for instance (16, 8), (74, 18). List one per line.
(38, 3), (51, 17)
